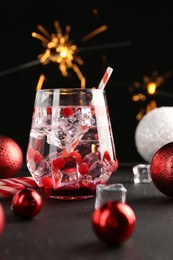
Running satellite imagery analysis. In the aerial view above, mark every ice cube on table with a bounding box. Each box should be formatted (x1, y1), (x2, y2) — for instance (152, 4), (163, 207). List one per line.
(132, 164), (152, 183)
(95, 183), (127, 209)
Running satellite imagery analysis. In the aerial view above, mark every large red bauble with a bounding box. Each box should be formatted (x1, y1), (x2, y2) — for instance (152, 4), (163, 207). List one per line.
(11, 188), (43, 218)
(150, 141), (173, 198)
(92, 201), (136, 245)
(0, 135), (23, 178)
(0, 203), (5, 235)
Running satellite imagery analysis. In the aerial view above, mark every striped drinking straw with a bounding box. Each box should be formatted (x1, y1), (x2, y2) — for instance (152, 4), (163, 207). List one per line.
(98, 66), (113, 89)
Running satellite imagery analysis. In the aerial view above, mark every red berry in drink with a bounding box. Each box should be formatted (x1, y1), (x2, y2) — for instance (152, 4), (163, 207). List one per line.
(34, 151), (43, 163)
(68, 151), (82, 163)
(27, 146), (35, 160)
(79, 162), (89, 175)
(47, 107), (52, 115)
(103, 151), (111, 161)
(52, 157), (65, 169)
(62, 107), (74, 117)
(41, 177), (53, 188)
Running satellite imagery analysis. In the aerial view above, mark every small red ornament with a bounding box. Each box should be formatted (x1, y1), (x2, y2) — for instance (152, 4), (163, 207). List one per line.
(150, 141), (173, 198)
(92, 201), (136, 245)
(0, 203), (5, 235)
(0, 135), (23, 178)
(11, 187), (42, 218)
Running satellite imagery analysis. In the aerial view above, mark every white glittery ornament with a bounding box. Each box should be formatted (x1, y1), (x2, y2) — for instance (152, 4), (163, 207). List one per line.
(135, 106), (173, 162)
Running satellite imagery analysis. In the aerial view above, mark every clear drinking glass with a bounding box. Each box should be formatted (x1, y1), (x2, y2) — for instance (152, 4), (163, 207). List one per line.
(26, 88), (116, 200)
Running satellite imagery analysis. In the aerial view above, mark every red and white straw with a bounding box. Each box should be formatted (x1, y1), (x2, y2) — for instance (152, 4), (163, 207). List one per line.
(98, 66), (113, 89)
(0, 176), (38, 199)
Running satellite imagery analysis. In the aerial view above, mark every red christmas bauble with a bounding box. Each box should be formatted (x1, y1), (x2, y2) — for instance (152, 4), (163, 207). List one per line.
(0, 135), (23, 178)
(11, 188), (43, 218)
(92, 201), (136, 245)
(0, 203), (5, 235)
(150, 141), (173, 198)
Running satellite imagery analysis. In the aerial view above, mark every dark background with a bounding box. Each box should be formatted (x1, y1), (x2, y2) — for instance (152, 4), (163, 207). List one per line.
(0, 0), (173, 163)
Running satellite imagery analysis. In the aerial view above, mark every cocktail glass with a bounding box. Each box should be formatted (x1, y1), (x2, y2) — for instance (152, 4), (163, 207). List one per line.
(26, 88), (116, 200)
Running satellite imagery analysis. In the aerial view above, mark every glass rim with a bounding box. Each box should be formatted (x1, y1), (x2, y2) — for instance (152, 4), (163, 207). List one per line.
(36, 88), (105, 92)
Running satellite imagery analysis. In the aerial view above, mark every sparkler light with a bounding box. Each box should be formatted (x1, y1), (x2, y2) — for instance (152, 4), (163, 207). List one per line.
(129, 70), (172, 121)
(32, 20), (86, 88)
(0, 19), (132, 90)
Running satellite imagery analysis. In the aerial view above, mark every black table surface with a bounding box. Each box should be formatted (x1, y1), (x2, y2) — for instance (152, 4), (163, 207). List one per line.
(0, 163), (173, 260)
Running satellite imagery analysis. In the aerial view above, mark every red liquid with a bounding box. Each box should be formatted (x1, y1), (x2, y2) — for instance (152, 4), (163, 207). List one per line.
(42, 185), (96, 200)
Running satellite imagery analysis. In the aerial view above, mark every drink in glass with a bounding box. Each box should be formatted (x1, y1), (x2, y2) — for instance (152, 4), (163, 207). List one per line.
(26, 88), (116, 200)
